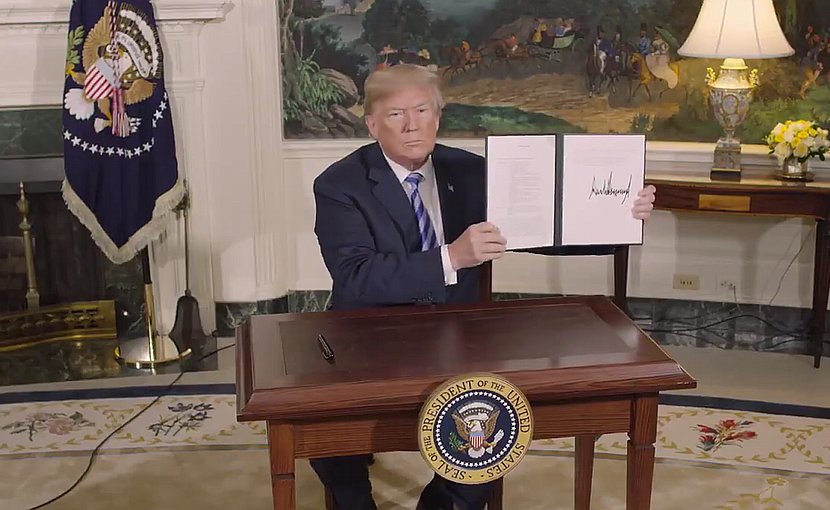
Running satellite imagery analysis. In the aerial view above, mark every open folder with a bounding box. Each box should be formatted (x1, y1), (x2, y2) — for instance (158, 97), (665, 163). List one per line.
(485, 133), (646, 250)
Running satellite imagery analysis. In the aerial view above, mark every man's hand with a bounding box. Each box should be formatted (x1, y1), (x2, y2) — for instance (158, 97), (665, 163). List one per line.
(631, 184), (656, 220)
(448, 222), (507, 270)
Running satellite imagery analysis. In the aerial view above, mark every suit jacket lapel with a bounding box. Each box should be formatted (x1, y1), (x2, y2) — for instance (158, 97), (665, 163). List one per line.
(433, 146), (465, 244)
(366, 143), (420, 246)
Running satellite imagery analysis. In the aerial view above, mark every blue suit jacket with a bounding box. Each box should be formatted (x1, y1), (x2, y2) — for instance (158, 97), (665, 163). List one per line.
(314, 142), (485, 310)
(313, 142), (617, 311)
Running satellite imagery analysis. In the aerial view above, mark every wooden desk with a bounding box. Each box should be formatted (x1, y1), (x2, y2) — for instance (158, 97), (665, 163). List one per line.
(645, 168), (830, 368)
(235, 296), (695, 509)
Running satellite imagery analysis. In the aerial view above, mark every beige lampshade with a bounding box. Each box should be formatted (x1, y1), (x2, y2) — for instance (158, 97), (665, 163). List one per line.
(678, 0), (794, 59)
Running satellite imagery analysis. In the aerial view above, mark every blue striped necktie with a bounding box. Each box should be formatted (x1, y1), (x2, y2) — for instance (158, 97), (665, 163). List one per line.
(404, 172), (438, 251)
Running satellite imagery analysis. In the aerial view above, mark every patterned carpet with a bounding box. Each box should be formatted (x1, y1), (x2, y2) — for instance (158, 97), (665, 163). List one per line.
(1, 393), (829, 509)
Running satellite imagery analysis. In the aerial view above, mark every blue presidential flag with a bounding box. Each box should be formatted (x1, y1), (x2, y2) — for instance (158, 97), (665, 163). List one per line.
(62, 0), (184, 264)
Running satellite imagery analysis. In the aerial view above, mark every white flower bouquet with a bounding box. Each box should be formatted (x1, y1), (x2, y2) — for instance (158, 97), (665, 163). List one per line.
(765, 120), (830, 163)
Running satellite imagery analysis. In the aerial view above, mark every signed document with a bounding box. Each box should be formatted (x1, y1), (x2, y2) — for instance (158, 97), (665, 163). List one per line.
(486, 133), (645, 249)
(557, 134), (645, 245)
(485, 135), (556, 250)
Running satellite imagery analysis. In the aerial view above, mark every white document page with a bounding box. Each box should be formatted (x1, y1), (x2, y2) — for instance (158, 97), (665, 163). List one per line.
(559, 134), (645, 245)
(485, 135), (556, 250)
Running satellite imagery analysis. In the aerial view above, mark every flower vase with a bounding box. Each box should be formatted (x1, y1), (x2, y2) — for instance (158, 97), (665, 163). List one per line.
(777, 156), (813, 182)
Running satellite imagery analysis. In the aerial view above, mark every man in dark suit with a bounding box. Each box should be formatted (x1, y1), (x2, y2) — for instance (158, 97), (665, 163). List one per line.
(311, 64), (656, 510)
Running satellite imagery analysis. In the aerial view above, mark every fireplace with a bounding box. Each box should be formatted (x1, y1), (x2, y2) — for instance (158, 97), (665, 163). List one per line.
(0, 151), (145, 338)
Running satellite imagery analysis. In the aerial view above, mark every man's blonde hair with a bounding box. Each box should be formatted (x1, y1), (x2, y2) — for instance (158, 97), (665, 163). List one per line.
(363, 64), (445, 115)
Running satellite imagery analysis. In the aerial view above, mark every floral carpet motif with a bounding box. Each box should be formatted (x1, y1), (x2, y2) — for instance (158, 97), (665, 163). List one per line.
(0, 395), (265, 455)
(532, 406), (830, 475)
(0, 395), (827, 476)
(696, 418), (757, 453)
(0, 395), (828, 510)
(2, 411), (95, 441)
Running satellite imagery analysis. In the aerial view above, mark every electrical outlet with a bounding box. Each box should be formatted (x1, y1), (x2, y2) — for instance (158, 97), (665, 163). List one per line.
(719, 279), (737, 291)
(673, 274), (700, 290)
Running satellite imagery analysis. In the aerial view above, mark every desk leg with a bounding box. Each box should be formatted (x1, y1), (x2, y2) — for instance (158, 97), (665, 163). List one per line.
(268, 422), (296, 510)
(626, 396), (657, 510)
(487, 477), (503, 510)
(614, 247), (631, 317)
(812, 220), (830, 368)
(575, 435), (597, 510)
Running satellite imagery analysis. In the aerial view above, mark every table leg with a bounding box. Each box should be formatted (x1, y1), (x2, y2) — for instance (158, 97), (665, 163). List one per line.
(268, 422), (296, 510)
(614, 246), (631, 316)
(812, 219), (830, 368)
(575, 435), (597, 510)
(626, 396), (658, 510)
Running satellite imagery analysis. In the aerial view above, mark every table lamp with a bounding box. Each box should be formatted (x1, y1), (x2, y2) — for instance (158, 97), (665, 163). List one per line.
(678, 0), (794, 180)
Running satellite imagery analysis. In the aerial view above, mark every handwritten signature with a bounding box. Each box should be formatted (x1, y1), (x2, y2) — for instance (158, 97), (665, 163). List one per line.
(589, 172), (632, 204)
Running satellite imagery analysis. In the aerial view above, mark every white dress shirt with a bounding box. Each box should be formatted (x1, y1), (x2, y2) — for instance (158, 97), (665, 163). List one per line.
(382, 152), (458, 286)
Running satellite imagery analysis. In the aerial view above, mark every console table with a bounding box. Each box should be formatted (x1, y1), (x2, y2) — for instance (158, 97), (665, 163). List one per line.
(645, 167), (830, 368)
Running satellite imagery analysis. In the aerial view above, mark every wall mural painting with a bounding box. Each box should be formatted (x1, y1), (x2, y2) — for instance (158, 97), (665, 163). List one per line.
(279, 0), (830, 145)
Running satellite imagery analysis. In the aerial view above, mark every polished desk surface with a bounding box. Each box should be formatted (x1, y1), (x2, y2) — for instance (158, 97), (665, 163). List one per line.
(236, 296), (695, 422)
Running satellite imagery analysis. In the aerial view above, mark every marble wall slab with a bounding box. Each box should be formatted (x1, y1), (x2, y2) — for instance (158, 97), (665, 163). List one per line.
(0, 108), (62, 158)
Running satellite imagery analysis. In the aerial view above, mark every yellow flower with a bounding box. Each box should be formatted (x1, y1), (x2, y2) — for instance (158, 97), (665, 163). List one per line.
(798, 131), (809, 139)
(809, 128), (818, 137)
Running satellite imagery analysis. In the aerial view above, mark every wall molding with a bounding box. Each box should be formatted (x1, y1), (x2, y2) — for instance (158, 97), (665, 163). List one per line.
(281, 138), (830, 171)
(0, 77), (206, 109)
(240, 0), (292, 300)
(0, 0), (234, 25)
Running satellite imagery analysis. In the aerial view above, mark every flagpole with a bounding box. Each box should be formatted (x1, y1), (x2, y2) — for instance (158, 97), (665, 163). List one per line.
(115, 246), (192, 369)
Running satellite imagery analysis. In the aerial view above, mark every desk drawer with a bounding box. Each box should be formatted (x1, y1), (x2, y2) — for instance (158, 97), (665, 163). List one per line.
(698, 194), (751, 212)
(650, 184), (830, 219)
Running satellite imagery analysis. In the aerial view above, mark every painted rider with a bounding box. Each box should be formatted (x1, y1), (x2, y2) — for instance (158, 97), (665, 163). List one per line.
(552, 17), (566, 37)
(612, 25), (627, 72)
(532, 18), (548, 45)
(594, 25), (614, 60)
(650, 28), (670, 57)
(505, 33), (519, 54)
(638, 23), (651, 56)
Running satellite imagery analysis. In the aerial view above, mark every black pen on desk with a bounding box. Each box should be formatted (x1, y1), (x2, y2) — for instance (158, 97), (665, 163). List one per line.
(317, 333), (335, 362)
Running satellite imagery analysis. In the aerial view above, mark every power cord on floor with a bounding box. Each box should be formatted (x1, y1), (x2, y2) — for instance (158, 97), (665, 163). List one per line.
(24, 334), (234, 510)
(767, 229), (814, 307)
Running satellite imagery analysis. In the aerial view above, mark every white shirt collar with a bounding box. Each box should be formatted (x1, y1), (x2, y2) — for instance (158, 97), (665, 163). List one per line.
(381, 149), (434, 186)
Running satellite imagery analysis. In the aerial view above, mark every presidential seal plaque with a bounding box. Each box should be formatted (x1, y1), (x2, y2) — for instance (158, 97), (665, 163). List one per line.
(418, 373), (533, 485)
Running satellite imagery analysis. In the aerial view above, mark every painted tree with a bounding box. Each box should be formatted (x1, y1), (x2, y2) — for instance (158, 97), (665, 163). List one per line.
(279, 0), (304, 113)
(279, 0), (343, 122)
(399, 0), (431, 47)
(775, 0), (798, 38)
(294, 0), (324, 18)
(362, 0), (432, 51)
(362, 0), (401, 50)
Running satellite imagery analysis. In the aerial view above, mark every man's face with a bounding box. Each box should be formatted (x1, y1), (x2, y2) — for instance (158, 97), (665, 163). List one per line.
(365, 85), (440, 169)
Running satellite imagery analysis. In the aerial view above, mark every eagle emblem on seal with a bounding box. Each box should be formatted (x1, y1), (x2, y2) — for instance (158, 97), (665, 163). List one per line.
(450, 401), (506, 459)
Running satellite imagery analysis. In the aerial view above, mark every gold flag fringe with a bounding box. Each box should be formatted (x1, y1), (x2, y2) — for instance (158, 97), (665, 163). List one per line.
(61, 178), (186, 264)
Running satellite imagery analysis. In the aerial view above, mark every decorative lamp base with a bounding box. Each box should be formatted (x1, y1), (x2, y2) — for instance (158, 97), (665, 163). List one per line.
(706, 58), (758, 182)
(711, 138), (743, 181)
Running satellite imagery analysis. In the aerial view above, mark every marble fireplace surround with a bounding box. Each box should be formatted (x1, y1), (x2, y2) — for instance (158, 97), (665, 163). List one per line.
(3, 0), (830, 361)
(1, 0), (255, 337)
